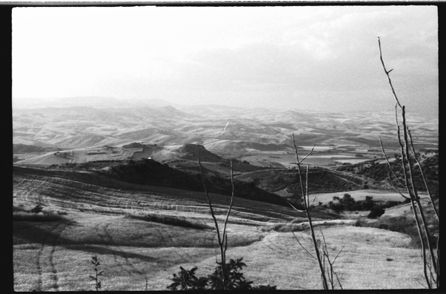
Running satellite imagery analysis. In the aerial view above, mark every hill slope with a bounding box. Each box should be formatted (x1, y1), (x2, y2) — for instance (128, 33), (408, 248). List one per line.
(106, 159), (288, 206)
(336, 153), (438, 196)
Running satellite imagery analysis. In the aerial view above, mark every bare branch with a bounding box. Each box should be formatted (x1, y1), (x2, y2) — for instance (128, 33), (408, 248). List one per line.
(198, 149), (228, 288)
(407, 128), (439, 220)
(379, 137), (410, 200)
(291, 231), (316, 260)
(299, 145), (316, 165)
(305, 165), (310, 208)
(331, 246), (345, 265)
(287, 201), (302, 212)
(222, 159), (235, 255)
(198, 152), (223, 247)
(378, 37), (438, 288)
(401, 106), (438, 277)
(291, 133), (329, 290)
(334, 272), (343, 290)
(378, 36), (403, 108)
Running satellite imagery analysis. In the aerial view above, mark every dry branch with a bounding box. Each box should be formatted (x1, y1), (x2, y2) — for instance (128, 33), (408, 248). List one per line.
(407, 128), (439, 219)
(291, 133), (329, 290)
(378, 36), (439, 288)
(291, 231), (316, 260)
(197, 150), (236, 289)
(378, 137), (410, 200)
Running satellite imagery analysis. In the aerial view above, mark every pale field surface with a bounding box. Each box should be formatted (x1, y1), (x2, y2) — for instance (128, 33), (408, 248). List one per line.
(156, 226), (425, 290)
(13, 167), (429, 291)
(382, 198), (434, 218)
(13, 213), (426, 291)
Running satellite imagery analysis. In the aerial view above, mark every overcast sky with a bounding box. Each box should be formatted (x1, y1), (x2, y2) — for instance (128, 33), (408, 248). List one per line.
(12, 6), (438, 116)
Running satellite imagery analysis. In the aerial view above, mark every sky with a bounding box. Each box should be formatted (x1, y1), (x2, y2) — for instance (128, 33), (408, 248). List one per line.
(12, 6), (438, 117)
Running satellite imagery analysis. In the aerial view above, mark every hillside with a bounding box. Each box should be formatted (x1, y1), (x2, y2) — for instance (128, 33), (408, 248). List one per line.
(177, 144), (223, 162)
(13, 164), (429, 291)
(336, 153), (438, 196)
(12, 104), (438, 291)
(235, 167), (364, 197)
(106, 159), (288, 206)
(13, 165), (301, 221)
(13, 143), (61, 154)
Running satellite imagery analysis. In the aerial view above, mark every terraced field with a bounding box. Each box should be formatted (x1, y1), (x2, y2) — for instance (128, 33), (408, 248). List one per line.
(13, 166), (428, 290)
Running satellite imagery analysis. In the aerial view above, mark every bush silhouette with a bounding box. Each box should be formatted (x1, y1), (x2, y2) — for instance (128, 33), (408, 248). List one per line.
(368, 206), (385, 219)
(167, 258), (276, 290)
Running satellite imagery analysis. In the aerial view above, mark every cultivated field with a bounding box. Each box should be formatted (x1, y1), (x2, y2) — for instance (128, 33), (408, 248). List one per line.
(13, 166), (428, 291)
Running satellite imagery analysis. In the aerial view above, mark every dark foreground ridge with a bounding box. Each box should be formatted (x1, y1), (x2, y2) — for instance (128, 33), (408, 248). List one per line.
(107, 158), (289, 206)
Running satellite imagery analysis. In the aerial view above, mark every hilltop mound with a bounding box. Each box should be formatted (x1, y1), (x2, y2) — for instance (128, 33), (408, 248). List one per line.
(122, 142), (146, 149)
(178, 144), (223, 162)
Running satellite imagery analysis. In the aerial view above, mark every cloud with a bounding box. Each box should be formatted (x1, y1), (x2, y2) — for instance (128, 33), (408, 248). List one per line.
(12, 6), (437, 116)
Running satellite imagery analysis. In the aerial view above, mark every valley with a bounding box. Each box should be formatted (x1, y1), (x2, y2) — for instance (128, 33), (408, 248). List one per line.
(13, 104), (438, 290)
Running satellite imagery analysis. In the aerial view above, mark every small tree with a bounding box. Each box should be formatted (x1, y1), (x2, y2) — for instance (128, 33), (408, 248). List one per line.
(341, 194), (355, 210)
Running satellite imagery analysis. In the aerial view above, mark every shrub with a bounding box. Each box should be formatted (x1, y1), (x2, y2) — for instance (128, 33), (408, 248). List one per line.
(328, 201), (343, 213)
(341, 193), (355, 210)
(30, 204), (43, 214)
(207, 258), (253, 290)
(327, 195), (400, 212)
(167, 258), (275, 290)
(359, 196), (374, 210)
(167, 266), (207, 290)
(367, 207), (385, 218)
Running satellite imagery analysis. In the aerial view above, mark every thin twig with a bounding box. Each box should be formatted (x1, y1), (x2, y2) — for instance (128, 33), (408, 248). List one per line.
(378, 36), (403, 108)
(299, 145), (316, 165)
(331, 246), (345, 265)
(198, 153), (223, 247)
(319, 229), (336, 289)
(334, 272), (343, 290)
(222, 160), (235, 255)
(379, 137), (410, 200)
(197, 150), (227, 288)
(291, 231), (316, 260)
(305, 165), (310, 208)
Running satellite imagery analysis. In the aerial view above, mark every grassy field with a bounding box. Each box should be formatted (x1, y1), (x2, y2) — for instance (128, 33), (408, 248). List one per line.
(13, 166), (429, 290)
